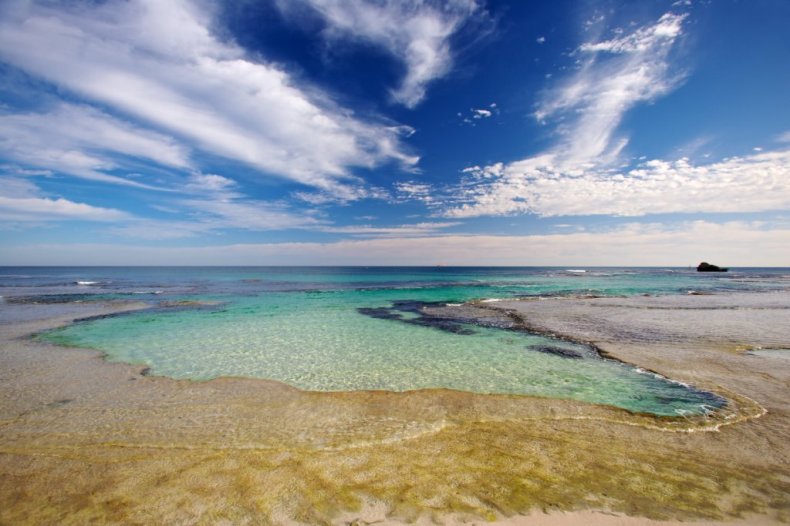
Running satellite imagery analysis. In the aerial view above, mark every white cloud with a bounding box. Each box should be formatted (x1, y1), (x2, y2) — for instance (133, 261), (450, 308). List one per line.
(293, 185), (391, 205)
(0, 104), (189, 189)
(108, 198), (324, 239)
(443, 12), (725, 219)
(0, 0), (417, 192)
(394, 181), (435, 203)
(4, 221), (789, 266)
(0, 166), (53, 177)
(105, 221), (212, 240)
(110, 187), (326, 239)
(182, 198), (324, 231)
(461, 163), (502, 177)
(0, 177), (130, 222)
(458, 105), (497, 125)
(184, 173), (238, 195)
(287, 0), (483, 108)
(578, 13), (684, 54)
(538, 12), (687, 167)
(448, 149), (790, 218)
(0, 177), (39, 199)
(776, 131), (790, 143)
(318, 221), (457, 237)
(673, 135), (713, 158)
(0, 196), (129, 222)
(536, 36), (546, 44)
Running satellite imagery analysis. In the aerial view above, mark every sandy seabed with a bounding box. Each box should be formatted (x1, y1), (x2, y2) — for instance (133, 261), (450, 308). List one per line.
(0, 291), (788, 525)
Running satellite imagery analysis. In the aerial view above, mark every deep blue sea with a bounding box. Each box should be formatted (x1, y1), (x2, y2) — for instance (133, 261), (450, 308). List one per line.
(3, 266), (788, 416)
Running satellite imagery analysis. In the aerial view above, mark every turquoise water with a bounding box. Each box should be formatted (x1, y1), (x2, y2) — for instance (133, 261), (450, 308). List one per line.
(14, 267), (789, 416)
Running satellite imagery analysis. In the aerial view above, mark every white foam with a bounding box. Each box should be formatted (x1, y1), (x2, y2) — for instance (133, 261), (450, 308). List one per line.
(75, 281), (98, 286)
(565, 269), (587, 273)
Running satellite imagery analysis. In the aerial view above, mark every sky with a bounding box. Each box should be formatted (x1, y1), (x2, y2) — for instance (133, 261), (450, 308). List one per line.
(0, 0), (788, 266)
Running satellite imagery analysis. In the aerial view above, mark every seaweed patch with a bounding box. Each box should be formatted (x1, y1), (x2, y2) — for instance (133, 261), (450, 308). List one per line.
(358, 300), (476, 335)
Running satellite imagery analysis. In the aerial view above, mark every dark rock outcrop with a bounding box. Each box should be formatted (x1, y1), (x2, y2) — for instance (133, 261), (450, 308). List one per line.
(357, 300), (476, 335)
(697, 262), (728, 272)
(528, 345), (584, 359)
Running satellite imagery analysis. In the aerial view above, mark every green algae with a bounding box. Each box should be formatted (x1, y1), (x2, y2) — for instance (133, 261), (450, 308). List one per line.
(3, 417), (788, 525)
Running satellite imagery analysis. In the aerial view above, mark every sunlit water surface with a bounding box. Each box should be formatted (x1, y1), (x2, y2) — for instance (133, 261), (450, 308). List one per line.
(7, 266), (787, 416)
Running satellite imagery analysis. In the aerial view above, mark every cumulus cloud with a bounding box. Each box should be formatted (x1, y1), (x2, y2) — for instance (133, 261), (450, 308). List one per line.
(4, 221), (789, 266)
(447, 149), (790, 217)
(0, 177), (130, 222)
(285, 0), (483, 108)
(0, 0), (417, 192)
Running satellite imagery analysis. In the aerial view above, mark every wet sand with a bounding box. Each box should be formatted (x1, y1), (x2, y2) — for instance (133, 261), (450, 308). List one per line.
(1, 292), (789, 524)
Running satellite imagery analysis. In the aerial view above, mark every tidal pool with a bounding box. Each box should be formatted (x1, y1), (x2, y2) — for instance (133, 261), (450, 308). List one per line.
(42, 287), (725, 416)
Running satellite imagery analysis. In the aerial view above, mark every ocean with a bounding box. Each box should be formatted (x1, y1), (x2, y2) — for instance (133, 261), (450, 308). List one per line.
(3, 266), (788, 417)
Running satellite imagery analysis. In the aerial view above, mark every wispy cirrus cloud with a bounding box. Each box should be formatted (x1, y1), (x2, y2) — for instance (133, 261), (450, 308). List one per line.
(0, 177), (130, 222)
(440, 10), (790, 220)
(283, 0), (485, 108)
(317, 221), (457, 238)
(537, 12), (687, 167)
(0, 103), (189, 189)
(111, 203), (325, 240)
(5, 221), (789, 266)
(0, 0), (417, 193)
(109, 172), (455, 239)
(109, 174), (325, 239)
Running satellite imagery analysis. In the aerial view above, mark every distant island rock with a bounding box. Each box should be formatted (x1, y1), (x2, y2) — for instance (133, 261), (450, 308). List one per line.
(697, 262), (728, 272)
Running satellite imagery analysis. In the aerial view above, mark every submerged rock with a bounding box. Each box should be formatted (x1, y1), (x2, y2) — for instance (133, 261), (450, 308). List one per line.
(357, 302), (476, 335)
(528, 345), (584, 359)
(356, 307), (402, 320)
(697, 262), (728, 272)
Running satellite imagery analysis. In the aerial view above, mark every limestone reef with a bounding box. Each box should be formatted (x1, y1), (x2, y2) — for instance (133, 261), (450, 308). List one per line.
(1, 292), (789, 524)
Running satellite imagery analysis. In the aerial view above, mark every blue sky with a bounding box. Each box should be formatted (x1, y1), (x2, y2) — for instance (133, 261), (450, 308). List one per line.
(0, 0), (788, 265)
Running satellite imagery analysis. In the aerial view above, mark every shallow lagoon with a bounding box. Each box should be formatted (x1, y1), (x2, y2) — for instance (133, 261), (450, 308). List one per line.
(32, 266), (783, 416)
